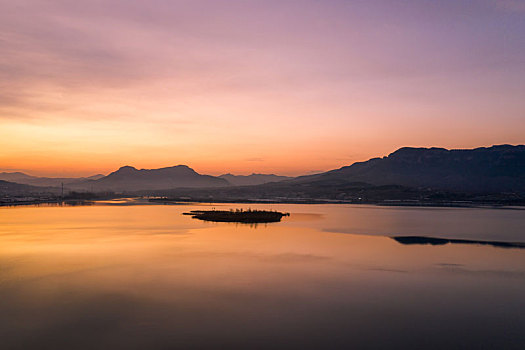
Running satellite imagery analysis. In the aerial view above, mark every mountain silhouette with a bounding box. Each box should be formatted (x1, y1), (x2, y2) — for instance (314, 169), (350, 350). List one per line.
(147, 145), (525, 204)
(219, 173), (291, 186)
(3, 145), (524, 201)
(292, 145), (525, 193)
(0, 172), (104, 187)
(0, 180), (58, 196)
(73, 165), (229, 191)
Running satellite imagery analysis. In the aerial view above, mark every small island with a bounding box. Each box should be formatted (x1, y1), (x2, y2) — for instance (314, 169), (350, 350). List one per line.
(183, 209), (290, 223)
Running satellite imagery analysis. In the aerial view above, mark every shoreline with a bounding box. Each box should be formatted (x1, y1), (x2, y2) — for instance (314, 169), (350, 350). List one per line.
(2, 197), (524, 209)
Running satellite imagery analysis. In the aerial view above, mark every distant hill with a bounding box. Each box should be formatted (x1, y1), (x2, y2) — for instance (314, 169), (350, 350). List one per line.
(0, 180), (58, 196)
(146, 145), (525, 205)
(72, 165), (229, 191)
(0, 172), (104, 187)
(219, 173), (291, 186)
(294, 144), (525, 193)
(3, 144), (524, 202)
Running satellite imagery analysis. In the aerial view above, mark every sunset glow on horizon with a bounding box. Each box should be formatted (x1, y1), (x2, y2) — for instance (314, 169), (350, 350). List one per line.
(1, 0), (524, 177)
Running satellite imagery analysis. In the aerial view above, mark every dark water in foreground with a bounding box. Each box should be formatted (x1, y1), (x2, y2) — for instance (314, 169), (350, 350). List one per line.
(1, 203), (524, 349)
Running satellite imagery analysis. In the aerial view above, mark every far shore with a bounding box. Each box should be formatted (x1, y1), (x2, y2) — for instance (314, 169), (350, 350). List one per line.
(1, 196), (524, 209)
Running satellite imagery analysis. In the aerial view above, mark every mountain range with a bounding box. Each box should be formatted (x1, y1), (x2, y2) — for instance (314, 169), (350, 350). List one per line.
(146, 144), (525, 203)
(293, 144), (525, 193)
(0, 180), (58, 196)
(1, 145), (524, 200)
(0, 167), (293, 192)
(73, 165), (228, 191)
(0, 172), (104, 187)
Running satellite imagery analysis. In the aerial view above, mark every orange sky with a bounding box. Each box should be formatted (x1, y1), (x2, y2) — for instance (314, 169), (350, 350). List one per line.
(1, 0), (524, 177)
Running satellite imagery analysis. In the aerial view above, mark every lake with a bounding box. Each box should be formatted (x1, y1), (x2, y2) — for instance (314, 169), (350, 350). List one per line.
(1, 202), (524, 349)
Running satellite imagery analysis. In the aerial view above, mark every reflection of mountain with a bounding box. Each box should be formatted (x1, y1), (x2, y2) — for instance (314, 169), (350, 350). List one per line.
(71, 165), (229, 191)
(292, 145), (525, 193)
(219, 173), (291, 186)
(392, 236), (525, 249)
(0, 172), (104, 187)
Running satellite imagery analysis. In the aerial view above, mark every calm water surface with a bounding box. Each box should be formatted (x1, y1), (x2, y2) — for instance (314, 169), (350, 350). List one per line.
(1, 203), (524, 349)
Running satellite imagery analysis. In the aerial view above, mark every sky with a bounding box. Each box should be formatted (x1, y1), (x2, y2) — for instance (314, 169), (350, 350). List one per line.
(1, 0), (524, 177)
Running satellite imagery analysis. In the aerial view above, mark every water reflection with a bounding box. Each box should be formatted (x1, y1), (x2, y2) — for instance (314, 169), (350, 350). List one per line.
(393, 236), (525, 249)
(0, 204), (524, 349)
